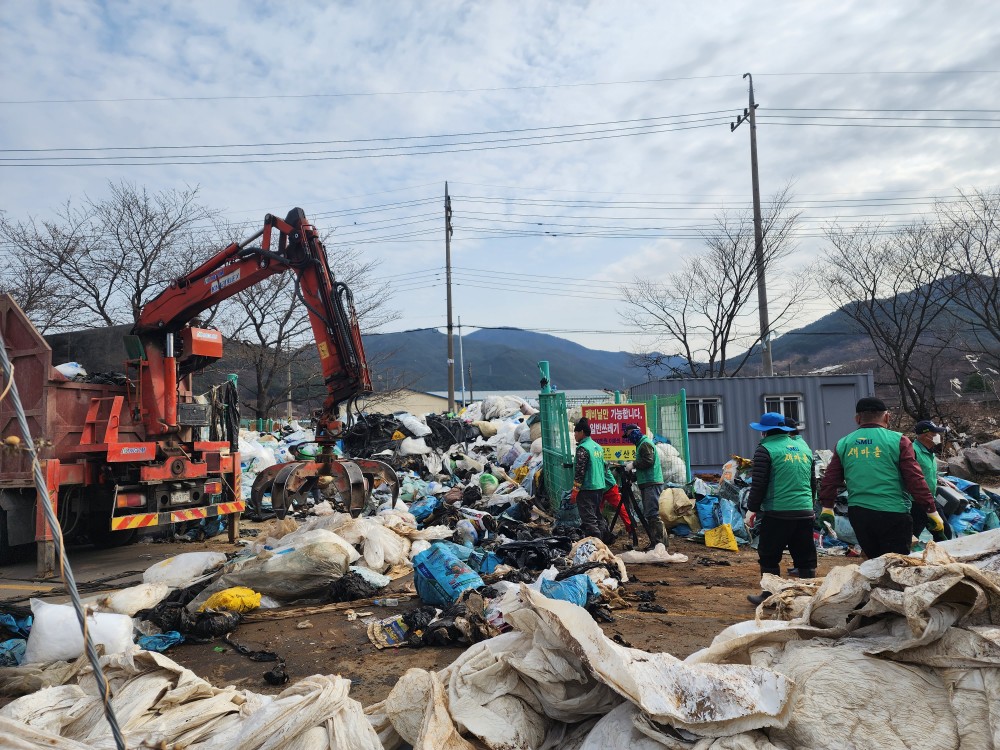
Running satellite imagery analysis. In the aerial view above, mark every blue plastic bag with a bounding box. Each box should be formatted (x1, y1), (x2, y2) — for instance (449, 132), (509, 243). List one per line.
(413, 544), (484, 607)
(696, 496), (723, 531)
(539, 574), (599, 607)
(949, 507), (987, 535)
(719, 497), (748, 542)
(672, 523), (692, 537)
(0, 614), (32, 639)
(433, 540), (474, 562)
(138, 631), (185, 653)
(409, 496), (442, 524)
(467, 549), (503, 574)
(0, 638), (26, 666)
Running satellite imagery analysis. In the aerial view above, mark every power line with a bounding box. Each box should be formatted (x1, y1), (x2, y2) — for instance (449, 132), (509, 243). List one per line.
(0, 120), (725, 168)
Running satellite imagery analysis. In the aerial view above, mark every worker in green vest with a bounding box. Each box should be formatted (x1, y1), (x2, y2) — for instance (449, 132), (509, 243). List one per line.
(819, 397), (944, 559)
(623, 422), (667, 550)
(572, 417), (612, 542)
(910, 420), (951, 542)
(744, 412), (816, 606)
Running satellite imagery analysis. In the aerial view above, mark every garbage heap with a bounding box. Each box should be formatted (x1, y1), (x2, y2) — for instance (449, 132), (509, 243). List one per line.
(3, 531), (998, 749)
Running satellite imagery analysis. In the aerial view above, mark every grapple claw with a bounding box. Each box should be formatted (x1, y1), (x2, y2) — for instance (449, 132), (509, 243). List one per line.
(248, 458), (399, 519)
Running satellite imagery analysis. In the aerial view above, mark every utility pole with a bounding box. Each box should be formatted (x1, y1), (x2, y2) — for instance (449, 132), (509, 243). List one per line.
(731, 72), (773, 376)
(445, 182), (455, 412)
(286, 358), (293, 423)
(467, 362), (474, 404)
(458, 315), (466, 408)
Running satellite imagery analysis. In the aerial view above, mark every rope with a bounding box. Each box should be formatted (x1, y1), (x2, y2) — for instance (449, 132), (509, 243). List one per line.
(0, 331), (127, 750)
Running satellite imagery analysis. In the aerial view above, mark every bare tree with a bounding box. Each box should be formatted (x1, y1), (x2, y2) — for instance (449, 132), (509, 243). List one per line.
(215, 240), (400, 421)
(938, 189), (1000, 372)
(818, 222), (958, 420)
(0, 250), (75, 333)
(620, 187), (804, 377)
(0, 182), (216, 329)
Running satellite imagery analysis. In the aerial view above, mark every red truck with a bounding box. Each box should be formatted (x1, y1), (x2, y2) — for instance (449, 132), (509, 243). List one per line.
(0, 208), (397, 576)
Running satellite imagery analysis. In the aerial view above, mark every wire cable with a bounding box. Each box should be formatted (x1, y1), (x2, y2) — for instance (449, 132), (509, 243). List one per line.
(0, 330), (126, 750)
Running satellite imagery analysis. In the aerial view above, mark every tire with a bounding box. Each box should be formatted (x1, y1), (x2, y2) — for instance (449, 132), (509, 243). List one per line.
(88, 518), (138, 549)
(0, 507), (33, 565)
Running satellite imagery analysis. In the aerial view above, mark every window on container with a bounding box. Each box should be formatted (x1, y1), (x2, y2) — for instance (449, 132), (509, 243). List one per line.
(686, 397), (723, 431)
(764, 394), (804, 425)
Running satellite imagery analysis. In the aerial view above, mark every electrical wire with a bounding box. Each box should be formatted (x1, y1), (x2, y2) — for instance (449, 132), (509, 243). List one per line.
(0, 330), (126, 750)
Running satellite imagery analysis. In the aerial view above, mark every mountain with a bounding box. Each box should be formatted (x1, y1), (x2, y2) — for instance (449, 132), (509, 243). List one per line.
(362, 327), (681, 391)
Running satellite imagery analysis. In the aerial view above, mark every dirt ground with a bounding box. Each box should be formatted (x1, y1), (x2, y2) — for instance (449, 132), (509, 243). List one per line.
(158, 539), (857, 707)
(0, 530), (857, 708)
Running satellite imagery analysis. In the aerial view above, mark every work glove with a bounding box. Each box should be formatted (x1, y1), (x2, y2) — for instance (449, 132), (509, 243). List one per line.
(625, 461), (634, 472)
(744, 511), (757, 529)
(926, 511), (945, 533)
(819, 507), (836, 532)
(569, 484), (580, 504)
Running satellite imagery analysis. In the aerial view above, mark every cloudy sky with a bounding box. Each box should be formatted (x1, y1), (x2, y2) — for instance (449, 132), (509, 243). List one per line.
(2, 0), (999, 359)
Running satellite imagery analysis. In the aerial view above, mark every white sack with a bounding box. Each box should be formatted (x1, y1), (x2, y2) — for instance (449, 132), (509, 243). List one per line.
(23, 600), (133, 664)
(142, 552), (227, 587)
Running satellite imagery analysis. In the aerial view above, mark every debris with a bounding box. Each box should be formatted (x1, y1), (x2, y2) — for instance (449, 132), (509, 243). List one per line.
(137, 631), (184, 653)
(23, 599), (133, 664)
(199, 586), (262, 613)
(637, 602), (668, 614)
(618, 543), (688, 565)
(367, 614), (409, 649)
(223, 635), (279, 662)
(262, 662), (289, 685)
(296, 620), (314, 629)
(142, 551), (227, 587)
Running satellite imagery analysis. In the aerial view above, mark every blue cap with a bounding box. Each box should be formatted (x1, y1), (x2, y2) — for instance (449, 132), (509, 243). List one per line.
(749, 412), (794, 432)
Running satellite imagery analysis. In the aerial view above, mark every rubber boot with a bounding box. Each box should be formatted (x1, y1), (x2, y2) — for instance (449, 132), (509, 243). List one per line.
(747, 566), (781, 605)
(644, 517), (666, 551)
(788, 568), (816, 579)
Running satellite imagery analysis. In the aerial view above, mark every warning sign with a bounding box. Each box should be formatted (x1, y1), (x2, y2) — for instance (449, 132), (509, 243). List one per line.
(581, 403), (647, 461)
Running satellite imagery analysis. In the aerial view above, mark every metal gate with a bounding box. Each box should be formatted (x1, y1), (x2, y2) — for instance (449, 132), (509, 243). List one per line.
(643, 389), (691, 483)
(539, 390), (573, 510)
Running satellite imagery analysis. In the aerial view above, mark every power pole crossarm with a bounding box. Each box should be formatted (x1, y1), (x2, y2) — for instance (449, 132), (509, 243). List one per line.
(731, 72), (773, 376)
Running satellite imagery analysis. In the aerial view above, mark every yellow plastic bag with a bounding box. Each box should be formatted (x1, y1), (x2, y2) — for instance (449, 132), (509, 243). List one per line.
(391, 430), (406, 440)
(200, 586), (262, 613)
(704, 523), (738, 552)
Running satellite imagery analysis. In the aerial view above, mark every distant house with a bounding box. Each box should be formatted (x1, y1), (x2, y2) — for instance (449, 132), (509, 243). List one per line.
(629, 372), (875, 473)
(357, 388), (450, 416)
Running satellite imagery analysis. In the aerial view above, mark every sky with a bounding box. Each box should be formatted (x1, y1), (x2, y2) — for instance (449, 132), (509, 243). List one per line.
(2, 0), (999, 358)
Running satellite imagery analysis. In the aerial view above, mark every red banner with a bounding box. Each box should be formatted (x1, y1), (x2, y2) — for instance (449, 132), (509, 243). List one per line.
(581, 403), (647, 461)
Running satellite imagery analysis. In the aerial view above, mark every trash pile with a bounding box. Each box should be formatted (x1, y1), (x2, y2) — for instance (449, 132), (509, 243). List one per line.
(945, 436), (1000, 479)
(3, 531), (998, 748)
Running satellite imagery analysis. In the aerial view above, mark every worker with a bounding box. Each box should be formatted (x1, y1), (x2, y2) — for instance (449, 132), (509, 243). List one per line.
(910, 420), (951, 542)
(572, 417), (612, 542)
(600, 465), (633, 534)
(623, 422), (668, 550)
(744, 412), (816, 606)
(818, 397), (944, 559)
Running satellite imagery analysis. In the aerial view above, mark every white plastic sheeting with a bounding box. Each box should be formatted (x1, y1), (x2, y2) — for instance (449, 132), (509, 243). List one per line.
(0, 649), (380, 749)
(4, 539), (1000, 749)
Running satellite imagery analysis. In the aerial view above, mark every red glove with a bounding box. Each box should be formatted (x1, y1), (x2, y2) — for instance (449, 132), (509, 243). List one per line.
(569, 487), (579, 504)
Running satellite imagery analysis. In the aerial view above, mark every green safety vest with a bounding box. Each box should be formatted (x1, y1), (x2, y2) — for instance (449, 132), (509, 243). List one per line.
(911, 440), (938, 501)
(603, 466), (617, 490)
(759, 433), (813, 512)
(835, 426), (907, 513)
(578, 437), (606, 491)
(635, 435), (663, 485)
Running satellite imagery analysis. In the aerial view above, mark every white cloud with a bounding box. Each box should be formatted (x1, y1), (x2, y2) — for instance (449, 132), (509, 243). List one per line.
(1, 0), (998, 351)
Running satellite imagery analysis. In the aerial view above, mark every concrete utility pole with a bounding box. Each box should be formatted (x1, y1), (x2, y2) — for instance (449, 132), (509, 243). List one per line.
(731, 72), (773, 376)
(445, 182), (455, 412)
(458, 315), (466, 408)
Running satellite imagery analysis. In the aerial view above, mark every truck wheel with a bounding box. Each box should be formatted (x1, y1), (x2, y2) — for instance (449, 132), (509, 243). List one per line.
(0, 508), (33, 565)
(88, 518), (138, 549)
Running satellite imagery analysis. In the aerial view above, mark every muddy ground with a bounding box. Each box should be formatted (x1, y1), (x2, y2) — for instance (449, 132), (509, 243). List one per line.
(0, 531), (857, 708)
(163, 539), (856, 707)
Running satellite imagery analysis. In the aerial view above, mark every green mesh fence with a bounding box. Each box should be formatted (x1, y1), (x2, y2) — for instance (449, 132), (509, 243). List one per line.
(643, 389), (691, 482)
(539, 391), (573, 509)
